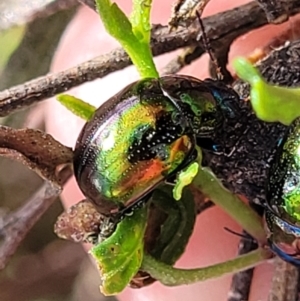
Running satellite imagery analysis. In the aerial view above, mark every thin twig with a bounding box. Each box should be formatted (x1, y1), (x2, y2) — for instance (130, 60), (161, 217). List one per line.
(169, 0), (211, 29)
(161, 45), (205, 74)
(2, 1), (300, 116)
(208, 39), (233, 83)
(0, 165), (73, 270)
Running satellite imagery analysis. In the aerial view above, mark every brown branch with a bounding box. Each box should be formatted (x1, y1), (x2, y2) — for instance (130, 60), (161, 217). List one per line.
(2, 1), (300, 116)
(168, 0), (211, 29)
(255, 0), (289, 24)
(0, 126), (73, 269)
(0, 126), (73, 181)
(0, 165), (72, 270)
(161, 45), (205, 75)
(161, 27), (235, 81)
(77, 0), (97, 11)
(268, 257), (299, 301)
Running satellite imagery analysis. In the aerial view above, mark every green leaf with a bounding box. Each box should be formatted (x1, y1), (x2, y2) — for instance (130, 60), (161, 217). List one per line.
(233, 57), (300, 125)
(56, 94), (96, 121)
(96, 0), (137, 46)
(173, 162), (199, 201)
(90, 206), (148, 295)
(130, 0), (152, 43)
(95, 0), (158, 78)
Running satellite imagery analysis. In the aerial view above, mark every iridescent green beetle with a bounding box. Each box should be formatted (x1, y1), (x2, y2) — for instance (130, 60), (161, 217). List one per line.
(266, 117), (300, 265)
(267, 117), (300, 220)
(74, 75), (238, 216)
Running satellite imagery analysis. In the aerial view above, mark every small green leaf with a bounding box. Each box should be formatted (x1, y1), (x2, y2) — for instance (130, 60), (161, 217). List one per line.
(130, 0), (152, 43)
(233, 57), (300, 125)
(96, 0), (137, 45)
(95, 0), (158, 78)
(57, 94), (96, 121)
(90, 206), (148, 296)
(173, 162), (199, 200)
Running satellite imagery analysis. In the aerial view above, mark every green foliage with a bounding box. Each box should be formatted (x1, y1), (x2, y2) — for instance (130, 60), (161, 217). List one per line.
(90, 206), (148, 295)
(56, 94), (96, 121)
(95, 0), (159, 78)
(233, 57), (300, 125)
(96, 0), (136, 45)
(130, 0), (152, 43)
(173, 162), (199, 201)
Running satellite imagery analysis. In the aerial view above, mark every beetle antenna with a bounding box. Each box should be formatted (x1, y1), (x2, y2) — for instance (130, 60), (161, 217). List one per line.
(196, 10), (223, 81)
(223, 227), (255, 242)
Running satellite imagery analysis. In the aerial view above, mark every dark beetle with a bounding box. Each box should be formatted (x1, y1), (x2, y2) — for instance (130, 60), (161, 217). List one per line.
(74, 75), (239, 216)
(265, 117), (300, 265)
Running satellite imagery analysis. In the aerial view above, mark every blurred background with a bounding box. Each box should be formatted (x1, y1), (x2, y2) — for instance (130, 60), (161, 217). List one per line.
(0, 1), (115, 300)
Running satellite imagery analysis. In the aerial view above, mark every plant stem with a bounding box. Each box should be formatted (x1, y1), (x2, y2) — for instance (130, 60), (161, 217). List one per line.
(123, 41), (158, 78)
(142, 248), (272, 286)
(193, 166), (266, 244)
